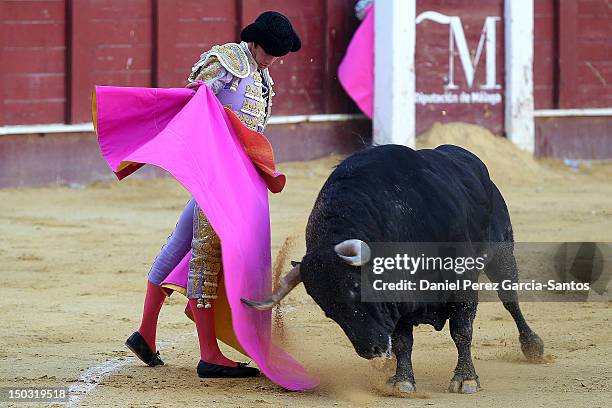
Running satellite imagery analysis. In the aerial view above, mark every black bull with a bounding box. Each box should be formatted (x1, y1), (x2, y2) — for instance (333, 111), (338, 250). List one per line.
(242, 144), (544, 394)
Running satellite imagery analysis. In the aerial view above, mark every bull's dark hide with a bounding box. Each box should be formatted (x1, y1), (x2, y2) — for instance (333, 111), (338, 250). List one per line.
(302, 144), (511, 329)
(244, 143), (544, 394)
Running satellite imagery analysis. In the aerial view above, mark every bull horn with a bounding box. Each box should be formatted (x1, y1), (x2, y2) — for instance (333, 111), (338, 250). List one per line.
(240, 264), (302, 310)
(334, 239), (371, 266)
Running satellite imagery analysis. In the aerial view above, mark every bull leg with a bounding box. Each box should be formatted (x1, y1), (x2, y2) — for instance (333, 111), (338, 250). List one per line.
(385, 318), (416, 394)
(485, 246), (544, 361)
(448, 303), (480, 394)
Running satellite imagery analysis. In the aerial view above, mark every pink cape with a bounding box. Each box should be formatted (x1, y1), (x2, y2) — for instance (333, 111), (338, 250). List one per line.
(93, 85), (318, 391)
(338, 5), (374, 118)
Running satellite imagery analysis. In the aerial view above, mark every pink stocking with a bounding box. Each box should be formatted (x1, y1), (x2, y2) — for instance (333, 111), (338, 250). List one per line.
(188, 298), (237, 367)
(137, 280), (166, 352)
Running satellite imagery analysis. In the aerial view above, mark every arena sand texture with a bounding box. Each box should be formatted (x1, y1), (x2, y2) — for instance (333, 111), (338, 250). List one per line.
(1, 123), (610, 407)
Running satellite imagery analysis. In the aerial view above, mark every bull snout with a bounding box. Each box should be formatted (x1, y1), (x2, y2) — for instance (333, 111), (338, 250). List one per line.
(353, 335), (392, 359)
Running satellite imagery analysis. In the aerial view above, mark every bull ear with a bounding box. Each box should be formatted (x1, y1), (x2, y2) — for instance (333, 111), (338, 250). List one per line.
(241, 264), (302, 310)
(335, 239), (372, 266)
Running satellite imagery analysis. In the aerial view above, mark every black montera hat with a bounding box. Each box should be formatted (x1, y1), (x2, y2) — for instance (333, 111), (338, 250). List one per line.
(240, 11), (301, 57)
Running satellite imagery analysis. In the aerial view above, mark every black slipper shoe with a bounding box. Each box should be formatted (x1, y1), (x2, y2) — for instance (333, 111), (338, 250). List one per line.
(197, 360), (260, 378)
(125, 331), (164, 367)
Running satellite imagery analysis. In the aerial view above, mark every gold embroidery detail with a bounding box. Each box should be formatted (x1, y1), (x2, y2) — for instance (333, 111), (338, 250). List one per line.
(245, 83), (265, 102)
(251, 70), (263, 85)
(192, 60), (223, 83)
(246, 84), (262, 94)
(210, 43), (250, 78)
(245, 94), (264, 103)
(235, 111), (262, 131)
(241, 41), (259, 69)
(241, 99), (265, 117)
(245, 92), (264, 102)
(189, 203), (222, 308)
(240, 108), (261, 118)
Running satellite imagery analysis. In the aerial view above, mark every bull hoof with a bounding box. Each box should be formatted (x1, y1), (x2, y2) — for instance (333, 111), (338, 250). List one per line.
(385, 375), (416, 394)
(519, 332), (544, 361)
(448, 375), (480, 394)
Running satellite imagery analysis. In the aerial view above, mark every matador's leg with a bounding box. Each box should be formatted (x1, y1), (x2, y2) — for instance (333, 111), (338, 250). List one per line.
(148, 198), (196, 284)
(188, 202), (222, 309)
(186, 202), (253, 370)
(127, 197), (196, 366)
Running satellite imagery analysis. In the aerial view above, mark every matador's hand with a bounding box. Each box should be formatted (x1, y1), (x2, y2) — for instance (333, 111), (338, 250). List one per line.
(185, 80), (205, 90)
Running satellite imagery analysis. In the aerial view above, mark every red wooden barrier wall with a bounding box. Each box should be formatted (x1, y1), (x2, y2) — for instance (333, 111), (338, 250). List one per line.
(558, 0), (612, 108)
(533, 0), (612, 158)
(70, 0), (153, 123)
(534, 0), (612, 110)
(1, 0), (66, 125)
(0, 0), (359, 126)
(534, 0), (556, 109)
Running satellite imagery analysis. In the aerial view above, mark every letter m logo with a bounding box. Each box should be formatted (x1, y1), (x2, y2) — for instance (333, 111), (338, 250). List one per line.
(416, 11), (501, 90)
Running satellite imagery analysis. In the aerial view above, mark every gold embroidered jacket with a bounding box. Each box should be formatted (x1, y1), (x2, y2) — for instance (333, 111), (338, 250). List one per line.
(188, 42), (274, 133)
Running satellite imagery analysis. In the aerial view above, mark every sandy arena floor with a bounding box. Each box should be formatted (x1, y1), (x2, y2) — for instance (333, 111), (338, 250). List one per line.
(1, 123), (611, 407)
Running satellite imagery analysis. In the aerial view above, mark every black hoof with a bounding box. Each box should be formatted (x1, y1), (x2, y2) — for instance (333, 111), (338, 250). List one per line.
(385, 374), (416, 394)
(448, 374), (480, 394)
(197, 360), (260, 378)
(125, 332), (164, 367)
(519, 332), (544, 361)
